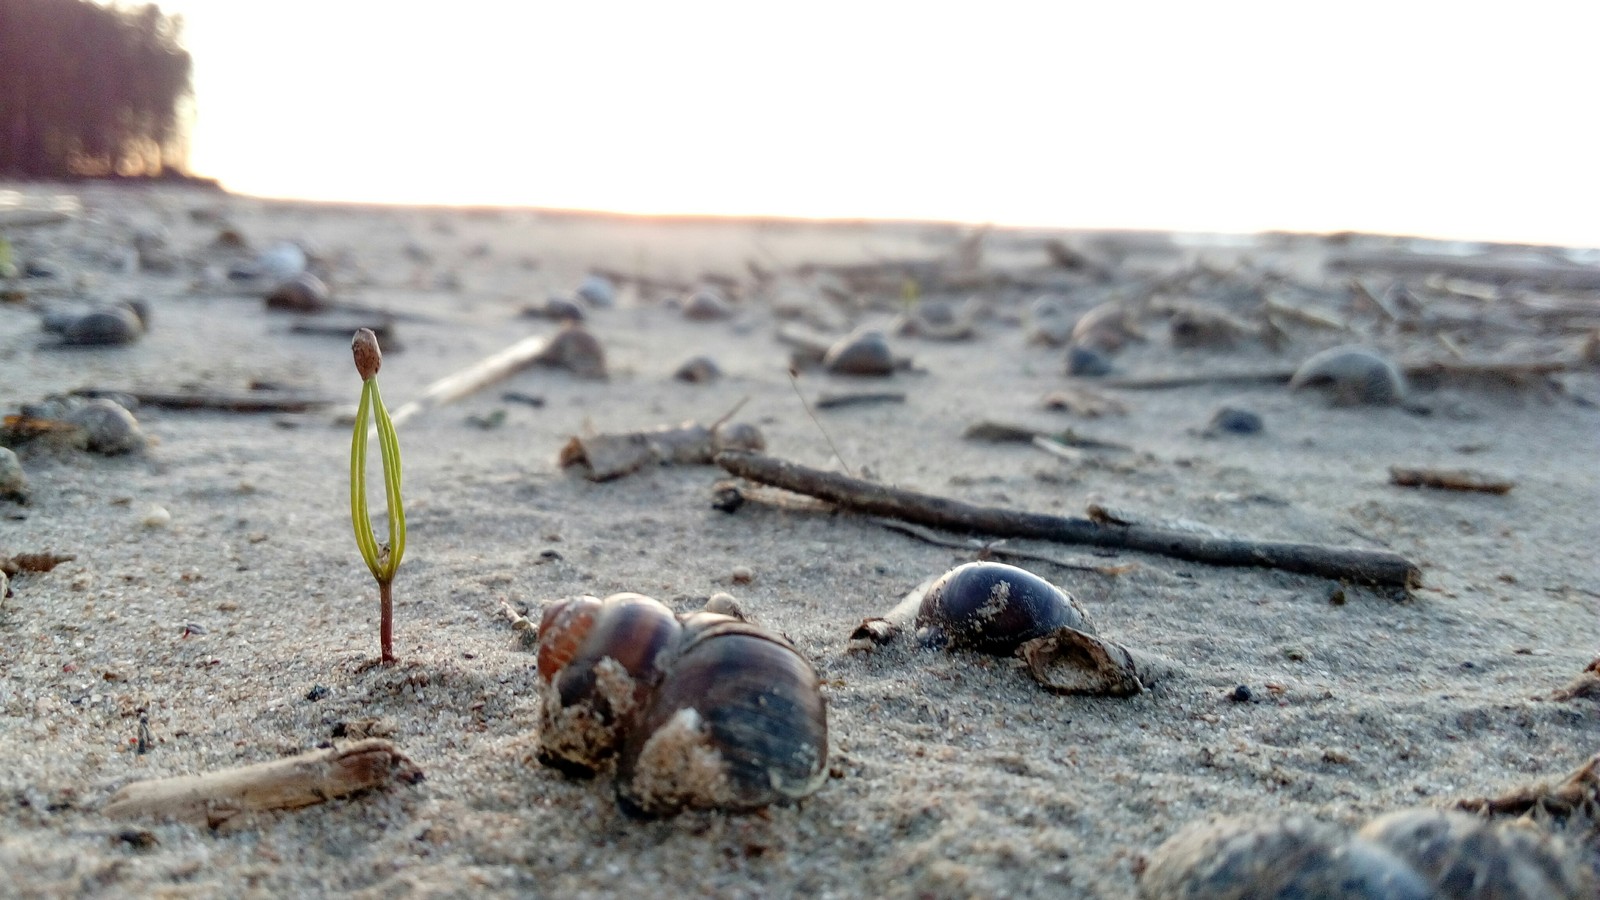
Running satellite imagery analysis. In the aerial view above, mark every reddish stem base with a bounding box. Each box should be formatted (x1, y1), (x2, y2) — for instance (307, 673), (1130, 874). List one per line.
(379, 580), (395, 665)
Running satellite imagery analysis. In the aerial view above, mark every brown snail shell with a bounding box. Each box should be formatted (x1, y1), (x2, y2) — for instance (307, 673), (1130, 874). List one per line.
(915, 561), (1089, 654)
(264, 272), (331, 313)
(535, 593), (681, 776)
(614, 612), (828, 817)
(1355, 808), (1595, 899)
(1139, 816), (1432, 900)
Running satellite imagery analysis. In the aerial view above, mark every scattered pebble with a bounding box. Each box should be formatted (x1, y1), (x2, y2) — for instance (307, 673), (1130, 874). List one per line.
(1065, 343), (1113, 377)
(682, 290), (734, 321)
(257, 242), (307, 281)
(305, 684), (330, 702)
(730, 566), (754, 585)
(1208, 406), (1263, 434)
(704, 592), (747, 620)
(711, 421), (766, 454)
(265, 272), (331, 313)
(64, 398), (146, 454)
(0, 448), (26, 502)
(523, 296), (585, 322)
(1289, 345), (1406, 406)
(576, 274), (616, 308)
(1227, 684), (1253, 703)
(1025, 295), (1075, 346)
(1071, 300), (1142, 352)
(823, 329), (894, 376)
(531, 323), (607, 379)
(53, 303), (145, 346)
(141, 504), (171, 529)
(673, 356), (722, 383)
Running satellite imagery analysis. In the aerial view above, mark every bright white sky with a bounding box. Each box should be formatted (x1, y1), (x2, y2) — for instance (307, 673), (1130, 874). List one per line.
(161, 1), (1600, 246)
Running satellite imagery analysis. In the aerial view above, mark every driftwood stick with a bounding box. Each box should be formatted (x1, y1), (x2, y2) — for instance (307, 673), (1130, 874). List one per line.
(388, 332), (553, 429)
(872, 517), (1133, 575)
(73, 389), (332, 414)
(1328, 251), (1600, 291)
(1389, 466), (1514, 494)
(103, 739), (422, 829)
(715, 450), (1421, 588)
(1101, 358), (1585, 391)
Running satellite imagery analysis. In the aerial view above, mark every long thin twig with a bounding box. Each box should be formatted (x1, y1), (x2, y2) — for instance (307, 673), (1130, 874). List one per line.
(72, 389), (332, 413)
(715, 450), (1421, 588)
(1100, 358), (1583, 391)
(871, 518), (1132, 575)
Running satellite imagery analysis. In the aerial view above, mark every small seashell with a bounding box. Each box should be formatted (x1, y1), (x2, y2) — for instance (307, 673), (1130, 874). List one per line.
(702, 593), (746, 621)
(1289, 345), (1406, 406)
(1208, 406), (1263, 434)
(614, 613), (829, 817)
(265, 272), (331, 313)
(1072, 300), (1143, 352)
(1167, 302), (1254, 349)
(142, 504), (171, 529)
(823, 329), (895, 376)
(1140, 816), (1433, 900)
(63, 398), (146, 455)
(0, 447), (27, 502)
(915, 561), (1090, 654)
(682, 290), (734, 321)
(536, 593), (682, 776)
(711, 421), (765, 454)
(532, 323), (607, 379)
(1065, 343), (1113, 377)
(59, 304), (145, 346)
(523, 296), (585, 322)
(576, 274), (616, 308)
(673, 356), (721, 383)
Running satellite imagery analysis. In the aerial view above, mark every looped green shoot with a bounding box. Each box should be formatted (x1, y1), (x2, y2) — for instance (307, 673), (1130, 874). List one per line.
(351, 376), (405, 584)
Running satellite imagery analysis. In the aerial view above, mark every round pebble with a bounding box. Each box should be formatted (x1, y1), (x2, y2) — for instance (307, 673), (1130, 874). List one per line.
(142, 504), (172, 529)
(704, 592), (747, 620)
(823, 329), (895, 376)
(683, 290), (734, 321)
(1209, 406), (1263, 434)
(265, 272), (331, 312)
(257, 242), (307, 281)
(1065, 343), (1113, 377)
(576, 274), (616, 308)
(1289, 345), (1405, 406)
(730, 566), (754, 585)
(61, 304), (144, 346)
(673, 356), (721, 383)
(64, 398), (147, 454)
(712, 421), (766, 454)
(0, 447), (27, 501)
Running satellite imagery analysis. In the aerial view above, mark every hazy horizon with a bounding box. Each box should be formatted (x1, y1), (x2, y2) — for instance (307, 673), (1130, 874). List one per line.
(157, 1), (1600, 248)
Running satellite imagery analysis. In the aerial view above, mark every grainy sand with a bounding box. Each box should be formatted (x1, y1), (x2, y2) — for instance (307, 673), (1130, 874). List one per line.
(1, 183), (1597, 897)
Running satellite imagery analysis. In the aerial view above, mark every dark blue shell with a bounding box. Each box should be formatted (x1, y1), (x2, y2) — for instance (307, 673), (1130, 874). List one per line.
(914, 562), (1085, 654)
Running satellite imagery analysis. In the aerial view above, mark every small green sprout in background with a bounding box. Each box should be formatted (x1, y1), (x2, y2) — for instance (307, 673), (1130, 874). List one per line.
(351, 328), (406, 664)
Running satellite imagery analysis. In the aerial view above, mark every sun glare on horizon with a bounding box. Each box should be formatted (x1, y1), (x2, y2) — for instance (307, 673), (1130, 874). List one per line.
(163, 1), (1600, 247)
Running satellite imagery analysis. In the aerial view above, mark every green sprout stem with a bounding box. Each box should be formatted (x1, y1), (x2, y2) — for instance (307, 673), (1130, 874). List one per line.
(351, 373), (406, 663)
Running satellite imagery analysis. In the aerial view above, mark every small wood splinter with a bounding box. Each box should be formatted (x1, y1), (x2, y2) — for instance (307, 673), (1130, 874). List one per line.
(103, 739), (423, 829)
(1388, 466), (1514, 495)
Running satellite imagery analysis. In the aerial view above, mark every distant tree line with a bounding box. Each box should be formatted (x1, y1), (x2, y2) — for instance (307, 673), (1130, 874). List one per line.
(0, 0), (193, 178)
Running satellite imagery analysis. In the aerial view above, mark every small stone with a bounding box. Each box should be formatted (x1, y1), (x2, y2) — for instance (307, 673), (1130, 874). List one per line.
(305, 684), (330, 702)
(682, 290), (734, 321)
(711, 421), (765, 454)
(1209, 406), (1263, 434)
(823, 329), (895, 376)
(531, 323), (607, 379)
(711, 481), (745, 513)
(576, 274), (616, 308)
(265, 272), (331, 312)
(1025, 295), (1075, 346)
(257, 242), (307, 281)
(704, 592), (746, 620)
(730, 566), (754, 585)
(673, 356), (722, 383)
(524, 296), (585, 322)
(64, 398), (146, 454)
(1065, 343), (1113, 377)
(0, 447), (26, 502)
(1227, 684), (1253, 703)
(1289, 345), (1406, 406)
(60, 304), (144, 346)
(142, 504), (171, 529)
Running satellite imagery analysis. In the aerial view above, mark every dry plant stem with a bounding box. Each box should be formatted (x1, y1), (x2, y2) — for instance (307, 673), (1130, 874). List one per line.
(386, 331), (555, 429)
(73, 389), (332, 413)
(379, 580), (394, 664)
(716, 450), (1421, 588)
(871, 518), (1131, 575)
(1100, 358), (1583, 391)
(103, 739), (422, 829)
(1389, 466), (1514, 494)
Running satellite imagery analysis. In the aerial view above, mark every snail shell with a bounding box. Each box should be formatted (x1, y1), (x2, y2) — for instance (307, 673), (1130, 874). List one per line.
(1139, 816), (1432, 900)
(264, 272), (331, 313)
(61, 303), (145, 346)
(1289, 345), (1405, 406)
(536, 593), (682, 776)
(63, 398), (146, 455)
(823, 329), (895, 376)
(915, 562), (1089, 654)
(1355, 808), (1595, 899)
(615, 612), (828, 817)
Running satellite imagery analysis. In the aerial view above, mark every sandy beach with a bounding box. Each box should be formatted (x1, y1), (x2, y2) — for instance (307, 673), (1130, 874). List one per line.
(2, 182), (1597, 897)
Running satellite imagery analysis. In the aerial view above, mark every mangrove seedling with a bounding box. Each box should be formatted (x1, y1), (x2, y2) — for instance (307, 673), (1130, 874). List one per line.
(350, 328), (406, 663)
